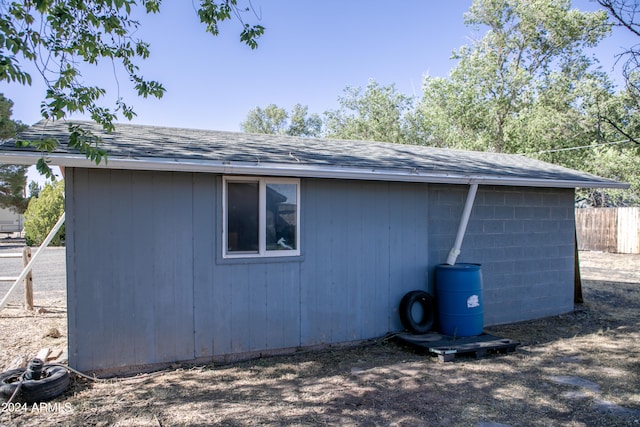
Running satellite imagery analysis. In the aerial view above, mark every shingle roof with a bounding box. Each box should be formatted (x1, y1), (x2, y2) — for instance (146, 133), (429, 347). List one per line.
(0, 120), (628, 189)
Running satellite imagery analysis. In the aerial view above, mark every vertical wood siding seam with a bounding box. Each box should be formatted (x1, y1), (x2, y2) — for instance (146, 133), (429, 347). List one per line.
(386, 182), (392, 332)
(191, 173), (197, 361)
(298, 180), (305, 347)
(66, 168), (77, 368)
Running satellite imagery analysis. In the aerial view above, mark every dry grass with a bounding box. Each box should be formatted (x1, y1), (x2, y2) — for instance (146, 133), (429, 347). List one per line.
(0, 297), (67, 372)
(0, 253), (639, 426)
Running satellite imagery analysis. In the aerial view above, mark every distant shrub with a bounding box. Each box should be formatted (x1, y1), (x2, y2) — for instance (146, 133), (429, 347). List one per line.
(24, 181), (65, 246)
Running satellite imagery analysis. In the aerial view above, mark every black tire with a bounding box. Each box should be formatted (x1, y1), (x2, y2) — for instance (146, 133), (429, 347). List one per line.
(0, 369), (25, 400)
(399, 290), (435, 334)
(0, 365), (70, 403)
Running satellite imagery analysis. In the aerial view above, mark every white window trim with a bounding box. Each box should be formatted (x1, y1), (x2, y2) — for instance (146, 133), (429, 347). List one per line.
(223, 176), (300, 259)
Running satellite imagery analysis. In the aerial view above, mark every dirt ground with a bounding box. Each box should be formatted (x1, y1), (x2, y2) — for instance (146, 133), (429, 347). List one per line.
(0, 251), (639, 426)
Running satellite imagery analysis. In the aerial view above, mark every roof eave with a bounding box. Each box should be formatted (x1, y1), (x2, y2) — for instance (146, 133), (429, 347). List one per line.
(0, 151), (630, 190)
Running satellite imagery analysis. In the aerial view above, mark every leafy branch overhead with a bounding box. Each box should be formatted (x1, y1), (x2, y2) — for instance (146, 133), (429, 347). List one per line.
(0, 0), (264, 177)
(596, 0), (640, 107)
(0, 94), (28, 213)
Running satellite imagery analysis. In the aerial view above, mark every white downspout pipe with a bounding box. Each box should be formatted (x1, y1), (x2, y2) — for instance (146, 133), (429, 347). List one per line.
(445, 183), (478, 265)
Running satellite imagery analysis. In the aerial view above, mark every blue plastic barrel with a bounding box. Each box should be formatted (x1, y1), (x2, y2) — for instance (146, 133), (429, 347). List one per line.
(435, 263), (483, 337)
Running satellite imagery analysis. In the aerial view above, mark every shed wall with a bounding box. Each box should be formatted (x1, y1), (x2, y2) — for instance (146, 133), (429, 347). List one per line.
(66, 169), (576, 372)
(428, 185), (576, 325)
(65, 169), (430, 372)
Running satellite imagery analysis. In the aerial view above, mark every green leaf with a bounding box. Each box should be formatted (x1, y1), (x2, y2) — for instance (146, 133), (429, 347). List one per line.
(2, 0), (265, 169)
(35, 157), (55, 180)
(15, 139), (31, 148)
(34, 137), (59, 153)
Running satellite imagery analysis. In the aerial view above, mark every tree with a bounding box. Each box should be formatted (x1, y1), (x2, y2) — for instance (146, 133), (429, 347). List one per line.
(241, 104), (322, 137)
(0, 93), (26, 139)
(324, 80), (414, 144)
(416, 0), (611, 153)
(0, 93), (25, 139)
(596, 0), (640, 105)
(242, 105), (288, 135)
(28, 181), (41, 199)
(1, 0), (264, 176)
(0, 165), (28, 213)
(507, 70), (612, 163)
(580, 82), (640, 205)
(288, 104), (323, 137)
(0, 94), (28, 213)
(410, 0), (640, 205)
(23, 180), (65, 246)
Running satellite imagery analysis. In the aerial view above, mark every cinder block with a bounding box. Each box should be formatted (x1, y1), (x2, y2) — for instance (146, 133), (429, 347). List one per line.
(515, 206), (535, 219)
(504, 191), (525, 206)
(427, 185), (575, 328)
(474, 205), (495, 219)
(483, 220), (505, 234)
(523, 191), (544, 206)
(532, 207), (551, 219)
(550, 206), (571, 220)
(481, 191), (506, 206)
(466, 219), (485, 234)
(436, 189), (466, 205)
(542, 193), (561, 206)
(504, 220), (524, 233)
(493, 206), (515, 219)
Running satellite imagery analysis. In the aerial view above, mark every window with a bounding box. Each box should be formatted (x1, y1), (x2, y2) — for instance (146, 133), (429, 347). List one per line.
(224, 177), (300, 258)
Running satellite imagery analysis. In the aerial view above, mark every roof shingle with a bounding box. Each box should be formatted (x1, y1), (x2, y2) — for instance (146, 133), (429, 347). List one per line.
(0, 120), (628, 189)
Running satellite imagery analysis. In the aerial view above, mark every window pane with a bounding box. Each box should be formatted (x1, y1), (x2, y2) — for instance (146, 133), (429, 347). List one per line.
(227, 182), (259, 253)
(266, 183), (297, 251)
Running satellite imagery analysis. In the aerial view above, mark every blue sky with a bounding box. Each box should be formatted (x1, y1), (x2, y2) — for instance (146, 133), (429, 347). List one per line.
(2, 0), (637, 137)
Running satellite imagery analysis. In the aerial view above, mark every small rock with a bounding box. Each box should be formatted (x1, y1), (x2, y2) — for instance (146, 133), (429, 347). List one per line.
(594, 399), (640, 417)
(6, 355), (27, 370)
(43, 327), (62, 338)
(557, 356), (583, 364)
(350, 367), (365, 375)
(548, 375), (601, 392)
(562, 390), (590, 399)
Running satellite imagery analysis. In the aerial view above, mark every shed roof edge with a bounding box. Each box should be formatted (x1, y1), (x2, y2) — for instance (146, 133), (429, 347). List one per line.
(0, 151), (629, 190)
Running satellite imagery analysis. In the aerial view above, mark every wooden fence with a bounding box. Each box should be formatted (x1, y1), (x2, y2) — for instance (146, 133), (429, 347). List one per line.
(575, 207), (640, 254)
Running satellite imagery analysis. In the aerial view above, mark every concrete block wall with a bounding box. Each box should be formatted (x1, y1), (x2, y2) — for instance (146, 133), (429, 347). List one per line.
(428, 184), (576, 326)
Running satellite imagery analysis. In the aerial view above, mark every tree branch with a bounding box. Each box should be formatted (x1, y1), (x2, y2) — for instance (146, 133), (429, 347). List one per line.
(599, 115), (640, 144)
(597, 0), (640, 37)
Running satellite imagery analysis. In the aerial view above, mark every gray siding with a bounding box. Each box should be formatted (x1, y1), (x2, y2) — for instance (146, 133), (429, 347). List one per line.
(66, 169), (196, 371)
(300, 180), (429, 344)
(66, 169), (430, 372)
(428, 185), (575, 325)
(66, 169), (575, 372)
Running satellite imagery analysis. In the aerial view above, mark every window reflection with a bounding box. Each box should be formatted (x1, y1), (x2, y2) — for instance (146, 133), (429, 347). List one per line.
(266, 183), (297, 251)
(227, 182), (259, 252)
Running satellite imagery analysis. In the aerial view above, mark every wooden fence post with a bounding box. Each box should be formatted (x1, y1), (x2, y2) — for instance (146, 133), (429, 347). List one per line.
(23, 247), (33, 311)
(574, 231), (583, 304)
(0, 212), (65, 312)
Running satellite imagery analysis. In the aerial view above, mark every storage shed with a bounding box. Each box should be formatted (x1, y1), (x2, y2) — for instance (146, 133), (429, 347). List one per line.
(0, 120), (628, 374)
